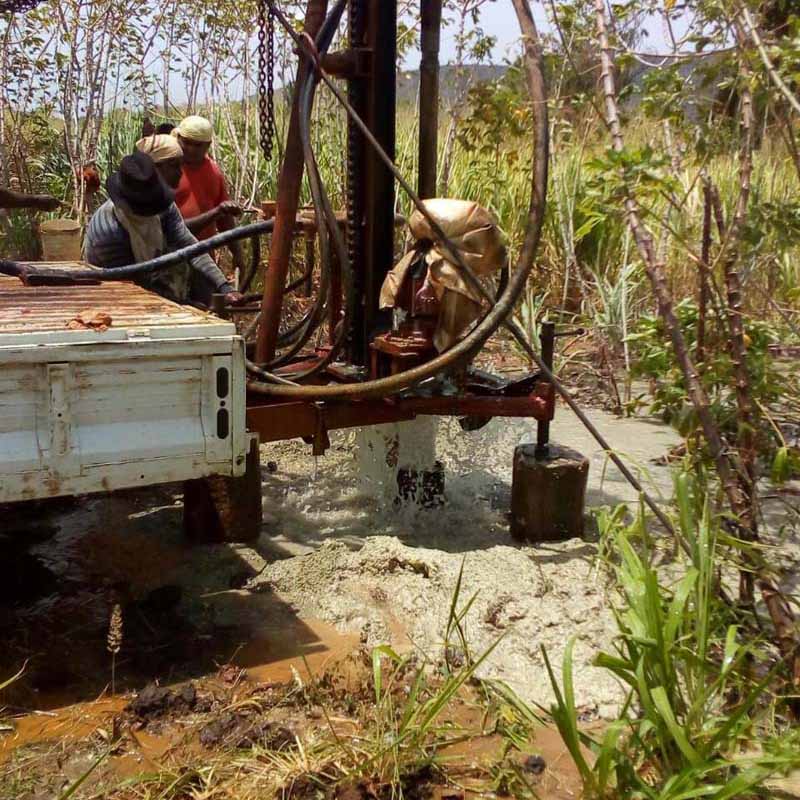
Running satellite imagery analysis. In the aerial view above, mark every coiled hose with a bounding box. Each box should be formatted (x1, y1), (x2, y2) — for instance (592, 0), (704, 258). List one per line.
(247, 0), (549, 399)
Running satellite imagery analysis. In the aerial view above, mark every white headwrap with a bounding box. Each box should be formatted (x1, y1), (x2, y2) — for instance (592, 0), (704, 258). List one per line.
(175, 115), (214, 143)
(135, 134), (183, 163)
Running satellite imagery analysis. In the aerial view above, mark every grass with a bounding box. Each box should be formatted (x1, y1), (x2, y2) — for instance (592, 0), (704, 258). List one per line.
(534, 472), (800, 799)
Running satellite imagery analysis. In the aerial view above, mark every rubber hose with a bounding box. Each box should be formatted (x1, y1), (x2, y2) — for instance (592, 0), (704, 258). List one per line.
(0, 219), (275, 282)
(248, 1), (549, 400)
(258, 0), (349, 374)
(240, 229), (261, 293)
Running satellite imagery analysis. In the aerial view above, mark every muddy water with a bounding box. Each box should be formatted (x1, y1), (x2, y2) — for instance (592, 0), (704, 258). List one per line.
(439, 700), (589, 800)
(235, 618), (359, 684)
(0, 698), (123, 763)
(0, 617), (356, 757)
(0, 478), (590, 800)
(0, 410), (688, 797)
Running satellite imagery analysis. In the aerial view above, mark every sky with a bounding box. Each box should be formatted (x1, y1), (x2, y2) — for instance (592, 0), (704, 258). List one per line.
(163, 4), (688, 106)
(405, 5), (545, 69)
(405, 5), (686, 69)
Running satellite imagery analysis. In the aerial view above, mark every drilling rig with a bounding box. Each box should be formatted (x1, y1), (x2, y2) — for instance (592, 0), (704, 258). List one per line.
(1, 0), (577, 544)
(241, 0), (555, 495)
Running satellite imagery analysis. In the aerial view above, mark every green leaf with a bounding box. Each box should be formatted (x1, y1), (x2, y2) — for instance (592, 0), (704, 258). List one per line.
(721, 626), (739, 677)
(651, 686), (702, 767)
(771, 446), (791, 485)
(664, 569), (697, 649)
(371, 644), (401, 705)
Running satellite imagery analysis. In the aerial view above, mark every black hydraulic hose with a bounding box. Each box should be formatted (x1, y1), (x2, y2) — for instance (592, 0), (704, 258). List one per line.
(240, 229), (262, 293)
(0, 220), (275, 283)
(275, 0), (352, 382)
(250, 1), (549, 400)
(246, 358), (301, 386)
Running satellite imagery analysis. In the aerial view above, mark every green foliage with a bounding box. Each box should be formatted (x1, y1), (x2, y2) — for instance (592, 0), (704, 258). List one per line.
(543, 481), (800, 799)
(628, 299), (789, 461)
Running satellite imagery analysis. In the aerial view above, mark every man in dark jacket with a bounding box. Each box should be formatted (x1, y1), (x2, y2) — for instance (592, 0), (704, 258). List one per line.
(84, 150), (242, 307)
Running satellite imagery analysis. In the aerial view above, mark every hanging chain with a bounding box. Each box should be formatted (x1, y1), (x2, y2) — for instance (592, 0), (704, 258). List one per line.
(257, 0), (276, 161)
(0, 0), (45, 13)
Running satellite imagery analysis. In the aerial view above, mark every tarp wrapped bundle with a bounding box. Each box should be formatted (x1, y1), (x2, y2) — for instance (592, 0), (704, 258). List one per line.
(380, 199), (507, 352)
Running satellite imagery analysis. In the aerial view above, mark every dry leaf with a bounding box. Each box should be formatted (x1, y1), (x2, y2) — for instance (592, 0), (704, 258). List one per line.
(67, 309), (113, 332)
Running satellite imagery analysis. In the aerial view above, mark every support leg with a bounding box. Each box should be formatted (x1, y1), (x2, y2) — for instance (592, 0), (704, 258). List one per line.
(183, 436), (263, 543)
(536, 320), (555, 459)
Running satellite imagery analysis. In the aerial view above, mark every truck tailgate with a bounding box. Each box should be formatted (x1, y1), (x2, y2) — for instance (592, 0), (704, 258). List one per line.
(0, 276), (247, 502)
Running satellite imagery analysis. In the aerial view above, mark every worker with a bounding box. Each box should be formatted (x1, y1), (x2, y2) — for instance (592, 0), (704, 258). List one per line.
(172, 115), (245, 275)
(135, 134), (184, 191)
(83, 149), (242, 307)
(0, 187), (60, 211)
(135, 133), (243, 245)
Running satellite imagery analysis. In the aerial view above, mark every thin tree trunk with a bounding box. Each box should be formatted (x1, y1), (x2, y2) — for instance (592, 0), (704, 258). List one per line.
(595, 0), (799, 688)
(697, 179), (712, 367)
(594, 0), (748, 518)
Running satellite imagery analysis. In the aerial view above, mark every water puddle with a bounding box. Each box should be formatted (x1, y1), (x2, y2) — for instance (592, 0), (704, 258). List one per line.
(233, 617), (359, 684)
(0, 698), (124, 763)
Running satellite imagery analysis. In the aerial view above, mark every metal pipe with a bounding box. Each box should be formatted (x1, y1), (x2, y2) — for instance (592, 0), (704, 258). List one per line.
(256, 0), (329, 364)
(418, 0), (442, 199)
(536, 320), (555, 458)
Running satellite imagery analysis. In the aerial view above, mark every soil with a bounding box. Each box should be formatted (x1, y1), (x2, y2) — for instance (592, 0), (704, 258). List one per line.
(2, 403), (799, 797)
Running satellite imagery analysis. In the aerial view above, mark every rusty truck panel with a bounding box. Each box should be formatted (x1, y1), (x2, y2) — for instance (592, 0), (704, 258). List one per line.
(0, 271), (247, 503)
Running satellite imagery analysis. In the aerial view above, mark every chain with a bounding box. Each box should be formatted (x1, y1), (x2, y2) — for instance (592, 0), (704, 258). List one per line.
(0, 0), (45, 13)
(257, 0), (276, 161)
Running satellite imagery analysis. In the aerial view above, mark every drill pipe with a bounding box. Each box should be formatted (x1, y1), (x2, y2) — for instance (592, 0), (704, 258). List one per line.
(255, 0), (329, 364)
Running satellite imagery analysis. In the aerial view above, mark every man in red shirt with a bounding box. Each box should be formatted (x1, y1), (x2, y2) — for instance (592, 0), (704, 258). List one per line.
(173, 115), (245, 280)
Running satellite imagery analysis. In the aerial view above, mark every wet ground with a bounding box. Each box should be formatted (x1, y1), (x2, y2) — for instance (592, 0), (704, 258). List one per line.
(2, 405), (799, 797)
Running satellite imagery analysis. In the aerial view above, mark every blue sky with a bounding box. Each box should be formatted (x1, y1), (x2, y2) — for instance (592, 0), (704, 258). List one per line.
(408, 5), (546, 68)
(406, 4), (688, 68)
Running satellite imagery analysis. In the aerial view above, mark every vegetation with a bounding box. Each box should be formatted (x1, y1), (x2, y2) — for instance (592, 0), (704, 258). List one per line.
(543, 480), (800, 799)
(1, 0), (800, 796)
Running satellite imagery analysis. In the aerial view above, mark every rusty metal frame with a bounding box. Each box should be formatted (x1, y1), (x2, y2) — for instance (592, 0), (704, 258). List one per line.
(247, 382), (555, 446)
(245, 0), (558, 455)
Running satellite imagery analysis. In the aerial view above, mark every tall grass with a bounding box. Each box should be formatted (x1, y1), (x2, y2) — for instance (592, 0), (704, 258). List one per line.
(5, 90), (799, 343)
(533, 472), (800, 799)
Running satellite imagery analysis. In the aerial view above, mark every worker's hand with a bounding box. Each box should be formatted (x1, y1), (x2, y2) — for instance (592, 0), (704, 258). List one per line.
(224, 291), (245, 305)
(217, 201), (243, 218)
(32, 195), (61, 212)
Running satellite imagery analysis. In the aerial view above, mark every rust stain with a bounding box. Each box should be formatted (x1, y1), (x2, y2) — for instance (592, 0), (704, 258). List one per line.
(0, 275), (223, 335)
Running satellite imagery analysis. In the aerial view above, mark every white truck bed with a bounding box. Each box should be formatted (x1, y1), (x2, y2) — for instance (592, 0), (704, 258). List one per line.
(0, 270), (247, 503)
